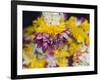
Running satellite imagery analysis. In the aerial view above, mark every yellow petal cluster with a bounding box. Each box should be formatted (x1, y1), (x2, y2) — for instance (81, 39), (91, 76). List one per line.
(57, 57), (68, 67)
(68, 43), (82, 56)
(66, 16), (88, 43)
(29, 58), (46, 68)
(80, 20), (90, 32)
(54, 49), (69, 58)
(33, 17), (66, 36)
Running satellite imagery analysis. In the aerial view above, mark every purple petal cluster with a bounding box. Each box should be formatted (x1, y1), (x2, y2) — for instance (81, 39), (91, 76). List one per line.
(33, 29), (70, 53)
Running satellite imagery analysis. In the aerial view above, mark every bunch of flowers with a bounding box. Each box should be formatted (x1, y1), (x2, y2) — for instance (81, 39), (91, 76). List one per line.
(23, 12), (90, 68)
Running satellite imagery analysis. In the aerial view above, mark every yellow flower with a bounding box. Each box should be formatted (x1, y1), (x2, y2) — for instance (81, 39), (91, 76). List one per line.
(60, 50), (69, 57)
(29, 58), (37, 68)
(68, 43), (82, 56)
(57, 57), (68, 67)
(77, 32), (85, 43)
(33, 16), (46, 26)
(23, 43), (34, 62)
(32, 16), (66, 36)
(36, 24), (65, 36)
(29, 58), (46, 68)
(80, 20), (90, 32)
(66, 16), (77, 29)
(67, 38), (73, 44)
(65, 16), (88, 43)
(54, 49), (59, 57)
(54, 49), (69, 57)
(23, 42), (47, 68)
(85, 35), (90, 45)
(24, 26), (35, 37)
(71, 27), (87, 43)
(59, 18), (66, 29)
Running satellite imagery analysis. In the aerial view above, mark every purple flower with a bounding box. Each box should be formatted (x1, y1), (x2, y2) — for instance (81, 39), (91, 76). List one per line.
(33, 29), (71, 52)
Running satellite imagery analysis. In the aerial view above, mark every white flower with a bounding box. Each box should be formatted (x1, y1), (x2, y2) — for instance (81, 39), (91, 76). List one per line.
(42, 12), (64, 25)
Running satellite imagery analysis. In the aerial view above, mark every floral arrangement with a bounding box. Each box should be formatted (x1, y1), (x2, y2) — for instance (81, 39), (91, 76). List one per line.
(23, 12), (90, 68)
